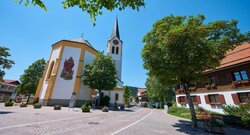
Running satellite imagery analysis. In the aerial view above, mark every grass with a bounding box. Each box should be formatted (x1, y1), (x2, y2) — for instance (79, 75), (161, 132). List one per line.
(167, 106), (221, 120)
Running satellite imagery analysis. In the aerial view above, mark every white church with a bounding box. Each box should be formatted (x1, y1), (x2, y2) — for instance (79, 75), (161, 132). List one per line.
(35, 17), (125, 107)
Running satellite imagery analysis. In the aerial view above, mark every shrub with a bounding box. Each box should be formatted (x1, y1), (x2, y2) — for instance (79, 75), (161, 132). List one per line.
(222, 103), (250, 127)
(33, 103), (42, 109)
(81, 101), (91, 112)
(100, 95), (110, 106)
(102, 106), (109, 112)
(196, 106), (208, 115)
(4, 101), (14, 107)
(20, 103), (27, 107)
(172, 102), (177, 107)
(201, 115), (225, 127)
(54, 105), (61, 110)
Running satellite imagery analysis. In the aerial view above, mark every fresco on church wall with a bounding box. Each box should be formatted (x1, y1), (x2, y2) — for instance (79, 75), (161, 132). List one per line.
(60, 57), (74, 80)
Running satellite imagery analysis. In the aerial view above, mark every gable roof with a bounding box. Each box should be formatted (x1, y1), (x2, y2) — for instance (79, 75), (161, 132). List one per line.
(219, 42), (250, 68)
(204, 42), (250, 74)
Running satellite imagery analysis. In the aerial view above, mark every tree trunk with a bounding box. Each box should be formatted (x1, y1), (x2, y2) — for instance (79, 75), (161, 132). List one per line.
(26, 94), (30, 104)
(184, 88), (197, 128)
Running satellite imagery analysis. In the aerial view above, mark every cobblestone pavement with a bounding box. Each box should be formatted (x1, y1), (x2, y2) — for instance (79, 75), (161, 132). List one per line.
(0, 104), (250, 135)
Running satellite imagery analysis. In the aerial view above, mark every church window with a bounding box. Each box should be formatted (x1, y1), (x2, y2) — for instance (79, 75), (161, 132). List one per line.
(46, 61), (54, 80)
(115, 93), (119, 101)
(112, 46), (115, 54)
(116, 47), (119, 54)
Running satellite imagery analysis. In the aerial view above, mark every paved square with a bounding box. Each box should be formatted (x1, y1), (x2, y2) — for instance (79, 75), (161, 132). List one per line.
(1, 104), (250, 135)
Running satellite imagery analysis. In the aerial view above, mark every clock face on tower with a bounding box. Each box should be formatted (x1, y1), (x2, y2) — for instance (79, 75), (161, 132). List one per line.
(113, 39), (119, 45)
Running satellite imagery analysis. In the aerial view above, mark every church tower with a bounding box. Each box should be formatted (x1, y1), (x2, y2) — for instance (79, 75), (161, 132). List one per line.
(107, 17), (123, 84)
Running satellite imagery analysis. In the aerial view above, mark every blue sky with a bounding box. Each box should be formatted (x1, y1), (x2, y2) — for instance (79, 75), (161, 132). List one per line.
(0, 0), (250, 88)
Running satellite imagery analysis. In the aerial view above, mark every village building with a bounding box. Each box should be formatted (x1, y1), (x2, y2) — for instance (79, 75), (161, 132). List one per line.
(176, 42), (250, 114)
(0, 80), (19, 102)
(35, 17), (125, 107)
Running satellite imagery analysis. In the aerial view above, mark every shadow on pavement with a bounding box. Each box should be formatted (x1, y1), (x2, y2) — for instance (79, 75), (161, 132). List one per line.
(172, 120), (207, 135)
(0, 111), (14, 115)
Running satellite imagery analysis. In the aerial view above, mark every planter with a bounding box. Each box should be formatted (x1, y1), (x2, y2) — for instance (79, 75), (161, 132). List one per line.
(102, 106), (109, 112)
(20, 103), (27, 107)
(33, 103), (42, 109)
(54, 105), (61, 110)
(82, 108), (90, 112)
(81, 101), (91, 112)
(4, 101), (14, 107)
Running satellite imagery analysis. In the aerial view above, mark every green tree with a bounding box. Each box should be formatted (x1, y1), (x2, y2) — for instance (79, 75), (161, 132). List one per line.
(142, 15), (248, 127)
(16, 0), (145, 24)
(145, 76), (175, 104)
(0, 47), (15, 81)
(17, 59), (46, 104)
(123, 86), (132, 107)
(82, 52), (117, 106)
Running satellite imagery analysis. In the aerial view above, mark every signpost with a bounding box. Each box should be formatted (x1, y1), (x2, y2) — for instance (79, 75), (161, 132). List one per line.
(68, 92), (76, 110)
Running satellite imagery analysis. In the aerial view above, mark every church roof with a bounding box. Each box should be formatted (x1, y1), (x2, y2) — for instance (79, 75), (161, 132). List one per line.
(70, 37), (93, 47)
(110, 16), (120, 40)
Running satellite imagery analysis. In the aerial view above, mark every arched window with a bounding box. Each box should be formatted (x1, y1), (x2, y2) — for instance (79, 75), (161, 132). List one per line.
(115, 93), (119, 101)
(116, 47), (119, 54)
(46, 61), (54, 80)
(111, 46), (115, 54)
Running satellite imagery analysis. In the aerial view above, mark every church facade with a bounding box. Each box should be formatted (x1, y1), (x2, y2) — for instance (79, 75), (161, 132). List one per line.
(35, 18), (125, 107)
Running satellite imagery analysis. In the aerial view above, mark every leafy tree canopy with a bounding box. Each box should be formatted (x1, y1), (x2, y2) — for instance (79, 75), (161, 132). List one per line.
(142, 14), (248, 86)
(17, 59), (46, 96)
(142, 14), (249, 127)
(123, 86), (132, 106)
(145, 76), (175, 103)
(82, 52), (117, 91)
(16, 0), (145, 24)
(0, 47), (15, 81)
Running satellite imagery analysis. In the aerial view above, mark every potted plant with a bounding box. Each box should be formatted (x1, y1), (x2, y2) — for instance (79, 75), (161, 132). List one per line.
(4, 100), (14, 107)
(81, 101), (91, 112)
(102, 106), (109, 112)
(20, 103), (27, 107)
(54, 105), (62, 110)
(201, 115), (225, 134)
(33, 103), (42, 109)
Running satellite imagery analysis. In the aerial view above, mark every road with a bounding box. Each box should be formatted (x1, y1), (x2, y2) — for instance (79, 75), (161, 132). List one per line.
(0, 105), (250, 135)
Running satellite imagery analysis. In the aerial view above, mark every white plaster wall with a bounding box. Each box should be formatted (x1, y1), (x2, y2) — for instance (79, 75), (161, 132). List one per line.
(51, 46), (81, 99)
(82, 51), (95, 75)
(108, 37), (122, 81)
(77, 83), (91, 100)
(110, 91), (124, 104)
(77, 51), (96, 100)
(40, 46), (61, 99)
(176, 89), (250, 114)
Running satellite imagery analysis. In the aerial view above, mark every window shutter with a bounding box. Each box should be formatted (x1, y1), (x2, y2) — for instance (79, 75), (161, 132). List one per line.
(196, 96), (201, 104)
(219, 95), (226, 104)
(231, 94), (240, 104)
(177, 97), (180, 103)
(204, 95), (210, 104)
